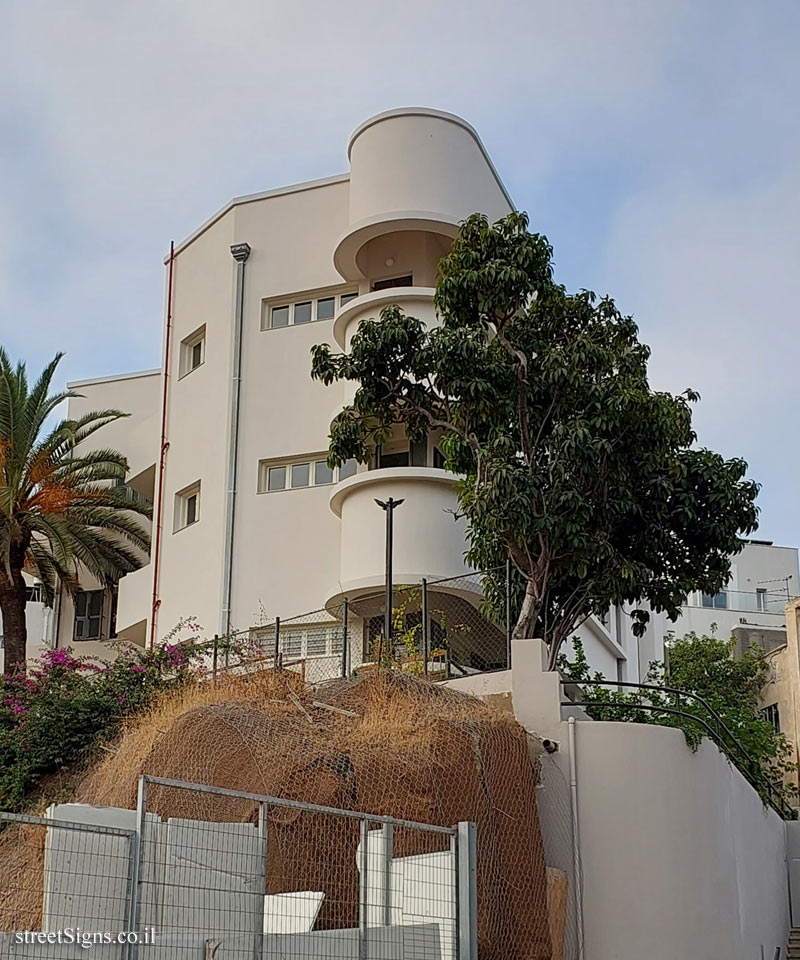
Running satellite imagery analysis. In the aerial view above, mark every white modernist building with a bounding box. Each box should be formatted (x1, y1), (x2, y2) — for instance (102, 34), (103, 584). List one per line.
(2, 109), (796, 683)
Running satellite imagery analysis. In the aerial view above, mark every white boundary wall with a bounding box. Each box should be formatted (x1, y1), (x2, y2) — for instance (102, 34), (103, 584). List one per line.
(473, 638), (792, 960)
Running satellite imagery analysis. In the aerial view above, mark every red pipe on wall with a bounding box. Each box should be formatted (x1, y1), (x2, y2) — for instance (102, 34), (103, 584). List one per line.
(149, 241), (175, 648)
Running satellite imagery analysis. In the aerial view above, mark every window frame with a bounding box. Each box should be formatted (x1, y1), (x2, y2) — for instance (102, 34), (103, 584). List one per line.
(250, 623), (344, 660)
(174, 481), (201, 532)
(73, 589), (105, 642)
(258, 456), (358, 493)
(179, 326), (206, 378)
(262, 287), (359, 331)
(761, 702), (780, 733)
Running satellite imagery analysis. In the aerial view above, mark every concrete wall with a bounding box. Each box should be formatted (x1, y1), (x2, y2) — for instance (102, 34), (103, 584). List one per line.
(574, 721), (788, 960)
(504, 638), (791, 960)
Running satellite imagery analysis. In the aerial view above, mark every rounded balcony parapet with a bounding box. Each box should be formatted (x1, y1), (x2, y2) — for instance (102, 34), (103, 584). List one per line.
(329, 466), (455, 517)
(333, 286), (436, 349)
(325, 465), (480, 614)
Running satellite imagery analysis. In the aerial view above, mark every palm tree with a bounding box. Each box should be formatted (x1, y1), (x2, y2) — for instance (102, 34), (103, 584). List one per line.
(0, 349), (151, 674)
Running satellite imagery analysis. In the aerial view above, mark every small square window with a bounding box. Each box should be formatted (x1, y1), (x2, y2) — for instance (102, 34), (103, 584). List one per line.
(316, 298), (335, 321)
(294, 302), (312, 324)
(281, 631), (302, 658)
(268, 466), (286, 491)
(339, 459), (357, 480)
(291, 462), (310, 487)
(180, 327), (206, 377)
(307, 629), (328, 656)
(175, 482), (201, 531)
(315, 460), (334, 485)
(340, 292), (358, 307)
(271, 305), (290, 328)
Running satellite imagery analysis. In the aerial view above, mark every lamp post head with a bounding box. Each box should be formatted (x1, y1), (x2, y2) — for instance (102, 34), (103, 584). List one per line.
(375, 497), (405, 511)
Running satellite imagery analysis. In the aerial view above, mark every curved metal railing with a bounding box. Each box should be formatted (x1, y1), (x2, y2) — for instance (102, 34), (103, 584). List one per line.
(560, 677), (794, 819)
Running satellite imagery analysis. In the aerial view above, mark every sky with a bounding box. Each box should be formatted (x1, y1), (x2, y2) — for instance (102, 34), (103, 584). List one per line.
(1, 0), (798, 545)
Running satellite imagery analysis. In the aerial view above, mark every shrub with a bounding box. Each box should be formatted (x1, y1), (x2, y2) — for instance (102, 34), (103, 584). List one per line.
(0, 620), (217, 811)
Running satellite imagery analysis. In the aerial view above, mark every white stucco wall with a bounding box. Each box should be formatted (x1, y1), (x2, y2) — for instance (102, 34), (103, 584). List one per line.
(507, 638), (791, 960)
(574, 721), (789, 960)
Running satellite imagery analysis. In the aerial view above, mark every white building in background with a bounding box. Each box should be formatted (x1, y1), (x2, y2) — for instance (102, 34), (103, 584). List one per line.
(667, 539), (799, 657)
(3, 109), (796, 683)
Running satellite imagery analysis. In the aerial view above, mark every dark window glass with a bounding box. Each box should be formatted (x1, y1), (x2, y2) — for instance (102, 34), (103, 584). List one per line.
(338, 459), (357, 480)
(433, 447), (446, 469)
(410, 439), (427, 467)
(191, 340), (203, 369)
(186, 494), (197, 525)
(268, 466), (286, 491)
(372, 275), (413, 291)
(294, 301), (312, 324)
(315, 461), (333, 485)
(316, 298), (335, 320)
(74, 590), (104, 641)
(340, 292), (358, 306)
(762, 703), (780, 733)
(378, 448), (410, 469)
(271, 305), (290, 328)
(291, 463), (310, 487)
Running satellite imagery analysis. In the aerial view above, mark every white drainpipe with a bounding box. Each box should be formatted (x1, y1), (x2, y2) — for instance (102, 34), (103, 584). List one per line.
(568, 716), (585, 959)
(220, 242), (251, 637)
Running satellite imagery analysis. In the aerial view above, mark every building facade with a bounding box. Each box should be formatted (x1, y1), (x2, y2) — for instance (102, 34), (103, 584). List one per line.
(3, 109), (796, 685)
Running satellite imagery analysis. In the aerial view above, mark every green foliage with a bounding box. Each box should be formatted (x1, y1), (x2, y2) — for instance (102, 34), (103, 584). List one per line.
(559, 634), (797, 812)
(311, 213), (759, 667)
(0, 624), (216, 811)
(0, 348), (152, 673)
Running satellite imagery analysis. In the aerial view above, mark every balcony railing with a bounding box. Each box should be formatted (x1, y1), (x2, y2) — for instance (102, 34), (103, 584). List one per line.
(688, 589), (794, 615)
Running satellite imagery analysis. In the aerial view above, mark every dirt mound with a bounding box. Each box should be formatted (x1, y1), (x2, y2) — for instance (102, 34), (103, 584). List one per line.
(6, 670), (553, 958)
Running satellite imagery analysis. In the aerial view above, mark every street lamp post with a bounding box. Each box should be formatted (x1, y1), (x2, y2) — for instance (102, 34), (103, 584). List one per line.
(375, 496), (404, 666)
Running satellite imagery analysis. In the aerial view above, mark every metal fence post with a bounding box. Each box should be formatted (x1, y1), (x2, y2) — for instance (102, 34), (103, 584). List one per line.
(382, 822), (393, 927)
(341, 598), (349, 678)
(421, 578), (429, 678)
(359, 818), (369, 960)
(212, 635), (218, 680)
(274, 617), (281, 671)
(456, 821), (477, 960)
(256, 801), (268, 960)
(505, 558), (512, 668)
(123, 829), (138, 960)
(129, 776), (148, 960)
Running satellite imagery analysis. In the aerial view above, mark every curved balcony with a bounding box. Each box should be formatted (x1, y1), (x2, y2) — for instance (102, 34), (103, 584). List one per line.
(334, 108), (514, 281)
(325, 467), (478, 609)
(333, 287), (437, 350)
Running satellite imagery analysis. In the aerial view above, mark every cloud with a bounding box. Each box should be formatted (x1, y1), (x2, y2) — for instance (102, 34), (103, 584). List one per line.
(603, 160), (800, 543)
(0, 0), (798, 545)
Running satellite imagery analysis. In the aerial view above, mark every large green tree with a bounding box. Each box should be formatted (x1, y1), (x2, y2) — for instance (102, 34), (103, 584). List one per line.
(0, 350), (151, 674)
(311, 212), (759, 668)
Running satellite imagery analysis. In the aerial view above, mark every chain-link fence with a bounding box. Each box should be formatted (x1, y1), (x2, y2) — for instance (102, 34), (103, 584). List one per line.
(0, 810), (139, 960)
(136, 775), (471, 960)
(213, 568), (512, 688)
(0, 779), (474, 960)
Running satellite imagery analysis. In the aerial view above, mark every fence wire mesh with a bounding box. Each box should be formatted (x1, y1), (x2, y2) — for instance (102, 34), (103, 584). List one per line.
(0, 810), (138, 960)
(137, 776), (461, 960)
(215, 569), (510, 688)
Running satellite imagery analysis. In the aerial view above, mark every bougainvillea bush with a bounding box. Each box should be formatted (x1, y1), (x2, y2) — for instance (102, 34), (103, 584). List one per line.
(0, 621), (225, 811)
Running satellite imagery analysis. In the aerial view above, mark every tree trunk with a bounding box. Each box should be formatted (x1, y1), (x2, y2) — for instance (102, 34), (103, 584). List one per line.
(512, 578), (541, 641)
(0, 573), (28, 676)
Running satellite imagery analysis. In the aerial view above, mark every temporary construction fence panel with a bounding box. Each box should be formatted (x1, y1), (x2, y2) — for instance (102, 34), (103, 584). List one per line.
(133, 775), (472, 960)
(0, 777), (476, 960)
(0, 809), (138, 960)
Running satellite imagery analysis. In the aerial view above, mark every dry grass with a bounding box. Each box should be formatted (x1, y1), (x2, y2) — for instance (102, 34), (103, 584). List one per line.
(2, 669), (553, 959)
